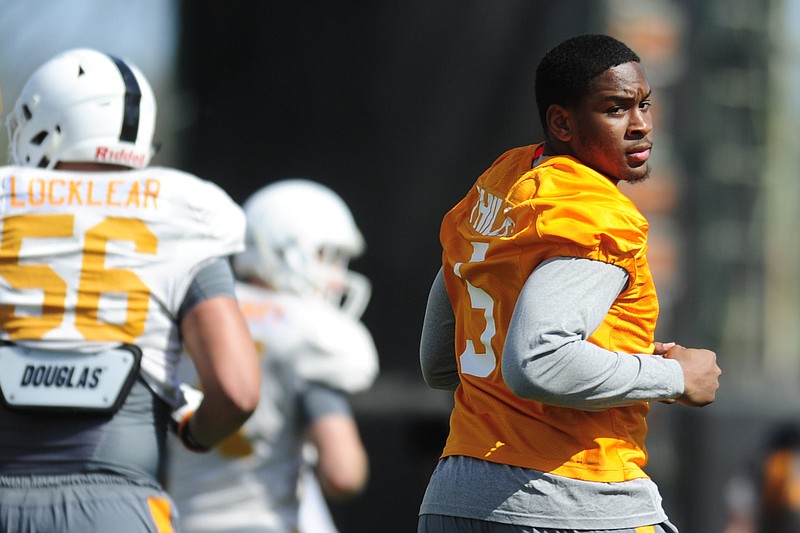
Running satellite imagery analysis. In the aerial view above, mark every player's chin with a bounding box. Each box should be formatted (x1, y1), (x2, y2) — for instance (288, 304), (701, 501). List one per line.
(621, 164), (651, 185)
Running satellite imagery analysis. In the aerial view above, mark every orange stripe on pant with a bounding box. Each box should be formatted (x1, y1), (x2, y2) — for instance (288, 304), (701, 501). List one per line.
(635, 526), (656, 533)
(147, 496), (175, 533)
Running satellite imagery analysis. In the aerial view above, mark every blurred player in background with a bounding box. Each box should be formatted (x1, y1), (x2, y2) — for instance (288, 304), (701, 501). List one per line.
(0, 48), (260, 531)
(168, 178), (379, 533)
(723, 421), (800, 533)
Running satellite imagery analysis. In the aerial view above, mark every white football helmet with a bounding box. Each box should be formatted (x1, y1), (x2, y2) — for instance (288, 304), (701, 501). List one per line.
(7, 48), (156, 169)
(233, 179), (372, 318)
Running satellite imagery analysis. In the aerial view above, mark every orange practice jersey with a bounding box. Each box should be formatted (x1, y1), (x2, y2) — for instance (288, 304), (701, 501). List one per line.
(439, 143), (659, 483)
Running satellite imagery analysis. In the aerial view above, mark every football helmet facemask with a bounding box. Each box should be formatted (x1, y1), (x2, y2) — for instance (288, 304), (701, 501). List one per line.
(233, 179), (371, 318)
(7, 48), (156, 169)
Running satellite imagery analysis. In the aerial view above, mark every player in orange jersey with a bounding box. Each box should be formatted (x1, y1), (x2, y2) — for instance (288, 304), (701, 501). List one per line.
(0, 49), (260, 532)
(418, 34), (721, 533)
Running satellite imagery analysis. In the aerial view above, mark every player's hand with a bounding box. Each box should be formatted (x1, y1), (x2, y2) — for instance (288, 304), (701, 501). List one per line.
(169, 383), (212, 452)
(663, 345), (721, 407)
(170, 383), (204, 434)
(653, 341), (676, 356)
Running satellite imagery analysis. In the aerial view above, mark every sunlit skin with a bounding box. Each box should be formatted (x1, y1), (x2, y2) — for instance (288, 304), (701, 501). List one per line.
(544, 61), (653, 185)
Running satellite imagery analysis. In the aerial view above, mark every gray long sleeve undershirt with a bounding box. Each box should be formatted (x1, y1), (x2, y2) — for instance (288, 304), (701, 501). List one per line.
(419, 257), (684, 410)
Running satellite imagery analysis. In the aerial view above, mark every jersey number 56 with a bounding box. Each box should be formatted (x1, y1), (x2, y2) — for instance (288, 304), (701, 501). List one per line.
(0, 214), (157, 342)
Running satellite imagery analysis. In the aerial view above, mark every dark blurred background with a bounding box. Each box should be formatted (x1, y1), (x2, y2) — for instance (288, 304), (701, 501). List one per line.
(4, 1), (800, 531)
(176, 0), (593, 377)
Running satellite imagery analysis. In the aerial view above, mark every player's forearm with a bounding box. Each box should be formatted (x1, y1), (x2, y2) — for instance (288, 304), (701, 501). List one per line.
(181, 296), (261, 448)
(503, 339), (684, 410)
(502, 257), (683, 410)
(419, 268), (460, 391)
(310, 414), (369, 500)
(185, 393), (255, 448)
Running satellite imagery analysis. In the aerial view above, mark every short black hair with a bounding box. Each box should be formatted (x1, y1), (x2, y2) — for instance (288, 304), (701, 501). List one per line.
(535, 34), (640, 133)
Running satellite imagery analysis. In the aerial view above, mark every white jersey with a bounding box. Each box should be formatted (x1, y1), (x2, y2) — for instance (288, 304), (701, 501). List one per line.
(168, 281), (379, 533)
(0, 165), (245, 401)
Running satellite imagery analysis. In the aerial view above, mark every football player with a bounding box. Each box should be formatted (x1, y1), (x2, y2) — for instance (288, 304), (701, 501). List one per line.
(418, 34), (720, 533)
(0, 48), (260, 532)
(168, 179), (379, 533)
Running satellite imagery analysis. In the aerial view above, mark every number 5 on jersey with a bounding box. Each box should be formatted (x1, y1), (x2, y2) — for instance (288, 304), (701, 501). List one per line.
(454, 242), (497, 378)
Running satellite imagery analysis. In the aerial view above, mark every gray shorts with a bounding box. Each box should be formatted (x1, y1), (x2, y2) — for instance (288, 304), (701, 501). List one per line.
(0, 473), (178, 533)
(418, 515), (679, 533)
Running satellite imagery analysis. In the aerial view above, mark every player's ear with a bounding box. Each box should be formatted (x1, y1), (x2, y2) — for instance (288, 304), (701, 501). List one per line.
(546, 105), (572, 142)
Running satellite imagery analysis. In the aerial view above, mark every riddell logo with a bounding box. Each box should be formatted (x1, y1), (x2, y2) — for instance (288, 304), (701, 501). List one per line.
(95, 146), (145, 167)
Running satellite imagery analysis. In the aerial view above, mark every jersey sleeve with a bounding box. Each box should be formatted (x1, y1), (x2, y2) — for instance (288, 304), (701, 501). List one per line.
(514, 159), (649, 281)
(182, 175), (246, 257)
(294, 302), (379, 394)
(151, 168), (246, 314)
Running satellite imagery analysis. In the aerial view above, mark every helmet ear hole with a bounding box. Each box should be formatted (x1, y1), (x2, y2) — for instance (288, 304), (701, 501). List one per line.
(31, 131), (48, 145)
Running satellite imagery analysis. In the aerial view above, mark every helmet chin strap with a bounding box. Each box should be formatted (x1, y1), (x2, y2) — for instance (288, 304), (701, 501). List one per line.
(340, 271), (371, 319)
(280, 248), (371, 318)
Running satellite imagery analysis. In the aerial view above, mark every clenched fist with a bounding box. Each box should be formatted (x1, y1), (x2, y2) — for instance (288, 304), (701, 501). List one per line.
(662, 345), (721, 407)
